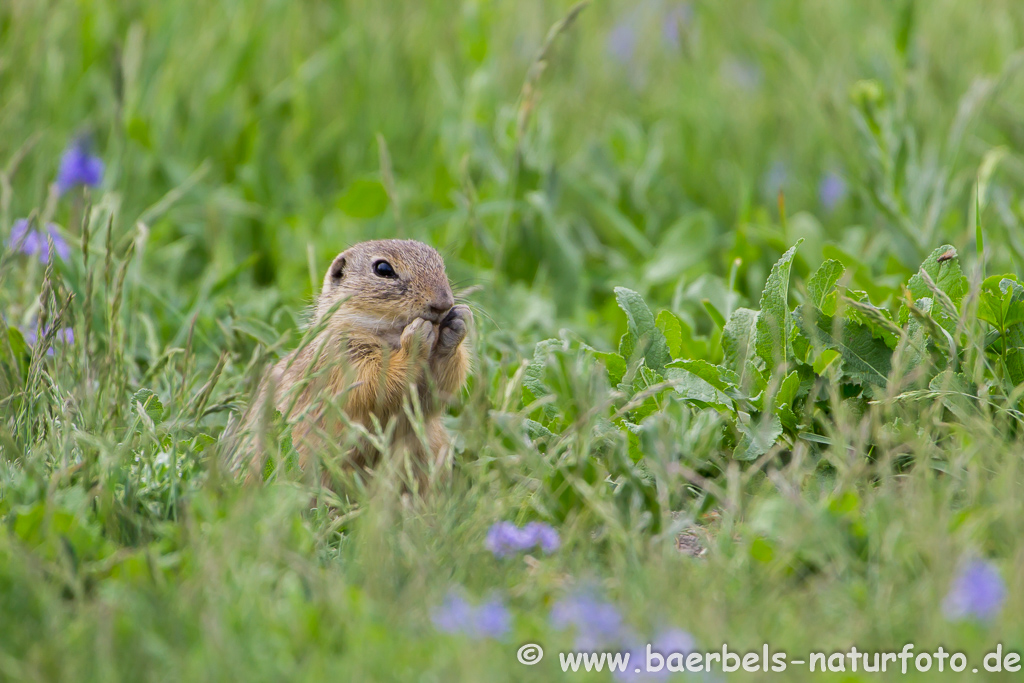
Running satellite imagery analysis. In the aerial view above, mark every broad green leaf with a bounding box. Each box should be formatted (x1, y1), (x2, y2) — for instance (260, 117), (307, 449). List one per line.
(524, 419), (555, 441)
(807, 259), (845, 310)
(2, 326), (30, 381)
(746, 359), (768, 395)
(756, 240), (803, 372)
(735, 412), (784, 461)
(998, 279), (1024, 386)
(131, 388), (165, 422)
(812, 349), (841, 375)
(899, 309), (929, 371)
(774, 370), (801, 430)
(624, 421), (644, 464)
(667, 359), (741, 396)
(663, 366), (732, 411)
(1004, 339), (1024, 386)
(722, 307), (759, 385)
(977, 278), (1024, 385)
(630, 364), (668, 421)
(580, 342), (627, 386)
(775, 370), (800, 410)
(594, 350), (626, 387)
(901, 297), (959, 363)
(794, 306), (893, 387)
(928, 372), (978, 419)
(907, 244), (967, 307)
(1000, 277), (1024, 298)
(655, 310), (683, 359)
(997, 279), (1024, 328)
(523, 339), (563, 418)
(336, 178), (389, 218)
(982, 273), (1020, 292)
(977, 288), (1024, 331)
(843, 294), (901, 348)
(6, 327), (29, 361)
(615, 287), (671, 374)
(790, 320), (810, 362)
(658, 311), (707, 359)
(190, 433), (217, 453)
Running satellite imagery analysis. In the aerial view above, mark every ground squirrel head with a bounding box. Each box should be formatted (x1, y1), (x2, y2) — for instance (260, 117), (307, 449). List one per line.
(315, 239), (455, 340)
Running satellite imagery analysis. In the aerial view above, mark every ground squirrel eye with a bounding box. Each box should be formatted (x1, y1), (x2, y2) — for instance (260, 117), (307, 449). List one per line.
(373, 260), (398, 278)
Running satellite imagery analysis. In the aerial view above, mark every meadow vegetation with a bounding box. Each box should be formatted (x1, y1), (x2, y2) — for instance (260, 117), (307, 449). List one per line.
(2, 1), (1024, 680)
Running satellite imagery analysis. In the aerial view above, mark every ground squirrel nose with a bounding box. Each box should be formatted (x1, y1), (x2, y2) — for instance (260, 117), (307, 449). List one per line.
(428, 292), (455, 319)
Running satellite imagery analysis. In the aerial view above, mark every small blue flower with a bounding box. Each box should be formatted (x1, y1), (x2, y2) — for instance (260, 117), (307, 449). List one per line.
(431, 591), (511, 639)
(55, 136), (104, 195)
(486, 520), (560, 557)
(524, 522), (560, 553)
(943, 559), (1006, 622)
(486, 521), (527, 557)
(819, 171), (848, 212)
(431, 592), (476, 634)
(7, 219), (70, 263)
(551, 590), (624, 649)
(22, 323), (75, 357)
(607, 22), (637, 64)
(662, 4), (693, 48)
(474, 599), (512, 639)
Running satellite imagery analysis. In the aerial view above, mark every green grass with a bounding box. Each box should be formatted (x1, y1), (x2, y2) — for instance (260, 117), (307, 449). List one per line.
(3, 0), (1024, 680)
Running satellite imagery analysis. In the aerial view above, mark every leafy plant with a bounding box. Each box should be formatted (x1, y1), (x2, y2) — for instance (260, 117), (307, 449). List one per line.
(524, 237), (1024, 495)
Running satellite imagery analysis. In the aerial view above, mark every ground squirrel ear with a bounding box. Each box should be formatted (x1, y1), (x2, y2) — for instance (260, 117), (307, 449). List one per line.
(327, 253), (347, 285)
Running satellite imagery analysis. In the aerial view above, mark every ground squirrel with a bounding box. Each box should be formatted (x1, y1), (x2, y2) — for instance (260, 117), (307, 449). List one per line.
(233, 239), (472, 486)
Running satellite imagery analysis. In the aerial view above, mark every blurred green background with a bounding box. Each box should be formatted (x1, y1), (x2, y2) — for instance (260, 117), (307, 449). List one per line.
(4, 1), (1024, 681)
(6, 0), (1024, 344)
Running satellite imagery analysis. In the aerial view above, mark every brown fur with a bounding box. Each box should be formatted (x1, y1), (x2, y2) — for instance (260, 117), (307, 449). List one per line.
(231, 239), (472, 488)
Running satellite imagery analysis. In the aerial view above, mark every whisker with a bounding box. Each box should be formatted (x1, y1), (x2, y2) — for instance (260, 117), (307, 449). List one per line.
(439, 240), (460, 261)
(450, 276), (488, 288)
(456, 298), (501, 333)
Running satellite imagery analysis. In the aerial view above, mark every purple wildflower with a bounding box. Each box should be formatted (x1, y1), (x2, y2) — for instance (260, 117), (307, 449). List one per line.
(819, 171), (848, 212)
(551, 590), (624, 649)
(524, 522), (560, 553)
(474, 598), (512, 639)
(486, 521), (527, 556)
(7, 219), (71, 263)
(607, 22), (637, 64)
(486, 520), (560, 557)
(662, 4), (693, 48)
(431, 591), (511, 640)
(55, 137), (104, 195)
(22, 323), (75, 357)
(431, 592), (476, 634)
(943, 559), (1006, 622)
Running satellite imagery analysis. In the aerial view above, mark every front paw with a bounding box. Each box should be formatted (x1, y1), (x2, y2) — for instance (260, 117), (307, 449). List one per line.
(401, 317), (437, 358)
(435, 304), (472, 355)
